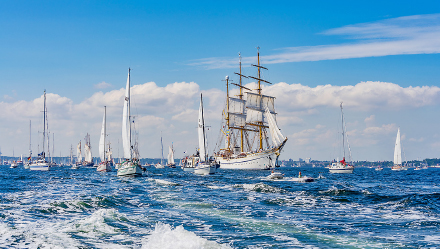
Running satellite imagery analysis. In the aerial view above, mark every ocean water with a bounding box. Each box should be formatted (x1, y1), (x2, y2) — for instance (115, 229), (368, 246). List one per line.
(0, 166), (439, 248)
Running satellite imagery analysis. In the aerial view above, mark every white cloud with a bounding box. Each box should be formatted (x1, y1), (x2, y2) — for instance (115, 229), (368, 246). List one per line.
(2, 80), (440, 161)
(191, 14), (440, 69)
(94, 81), (113, 89)
(259, 81), (440, 111)
(364, 115), (375, 126)
(363, 124), (397, 135)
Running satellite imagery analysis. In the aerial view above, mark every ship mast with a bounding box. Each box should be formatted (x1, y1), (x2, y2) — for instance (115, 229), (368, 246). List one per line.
(250, 47), (271, 150)
(225, 75), (230, 150)
(239, 53), (244, 152)
(340, 102), (345, 160)
(104, 106), (106, 162)
(29, 120), (32, 160)
(126, 68), (132, 160)
(43, 90), (46, 159)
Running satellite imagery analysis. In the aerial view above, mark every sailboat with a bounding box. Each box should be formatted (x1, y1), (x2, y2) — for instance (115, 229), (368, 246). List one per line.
(24, 120), (32, 169)
(328, 103), (354, 173)
(117, 68), (143, 177)
(83, 133), (94, 166)
(69, 145), (76, 168)
(30, 90), (50, 171)
(16, 155), (24, 167)
(97, 106), (112, 172)
(166, 144), (176, 168)
(214, 50), (287, 170)
(391, 128), (407, 171)
(155, 135), (165, 168)
(194, 93), (218, 175)
(75, 140), (82, 168)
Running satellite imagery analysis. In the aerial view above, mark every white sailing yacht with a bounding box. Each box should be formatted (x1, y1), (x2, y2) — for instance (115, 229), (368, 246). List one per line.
(194, 93), (217, 175)
(97, 106), (112, 172)
(391, 128), (407, 171)
(167, 144), (176, 168)
(155, 135), (165, 168)
(75, 141), (82, 168)
(24, 120), (32, 169)
(328, 103), (354, 173)
(30, 90), (50, 171)
(117, 68), (143, 177)
(215, 50), (287, 170)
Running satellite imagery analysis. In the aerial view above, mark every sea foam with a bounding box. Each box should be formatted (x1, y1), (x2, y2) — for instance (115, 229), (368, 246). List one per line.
(143, 222), (232, 249)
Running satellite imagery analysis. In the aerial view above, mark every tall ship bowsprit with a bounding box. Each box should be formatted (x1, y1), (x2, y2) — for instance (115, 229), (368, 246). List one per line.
(214, 49), (288, 170)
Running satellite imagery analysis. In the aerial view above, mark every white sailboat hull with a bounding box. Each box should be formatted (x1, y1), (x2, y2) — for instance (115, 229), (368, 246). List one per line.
(217, 150), (278, 170)
(29, 161), (50, 171)
(97, 162), (112, 172)
(329, 167), (354, 173)
(391, 165), (408, 171)
(194, 163), (216, 175)
(329, 162), (354, 173)
(117, 161), (143, 177)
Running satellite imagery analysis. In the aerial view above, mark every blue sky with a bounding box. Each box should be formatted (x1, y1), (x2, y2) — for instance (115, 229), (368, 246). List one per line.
(1, 1), (440, 161)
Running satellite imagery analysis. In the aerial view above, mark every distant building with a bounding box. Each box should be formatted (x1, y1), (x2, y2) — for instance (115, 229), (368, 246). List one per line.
(305, 158), (311, 163)
(299, 158), (304, 162)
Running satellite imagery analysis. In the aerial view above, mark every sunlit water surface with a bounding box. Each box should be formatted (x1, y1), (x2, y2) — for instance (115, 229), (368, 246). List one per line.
(1, 166), (439, 248)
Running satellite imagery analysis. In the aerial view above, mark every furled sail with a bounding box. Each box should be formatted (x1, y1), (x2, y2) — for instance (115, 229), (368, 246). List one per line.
(122, 70), (131, 159)
(394, 128), (402, 165)
(264, 107), (285, 147)
(99, 109), (106, 162)
(198, 94), (206, 162)
(167, 146), (174, 165)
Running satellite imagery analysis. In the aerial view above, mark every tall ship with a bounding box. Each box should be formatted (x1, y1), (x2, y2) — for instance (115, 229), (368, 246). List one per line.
(83, 133), (94, 166)
(214, 49), (287, 170)
(30, 90), (50, 171)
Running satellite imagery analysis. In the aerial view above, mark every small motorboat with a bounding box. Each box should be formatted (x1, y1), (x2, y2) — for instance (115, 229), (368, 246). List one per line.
(267, 171), (284, 180)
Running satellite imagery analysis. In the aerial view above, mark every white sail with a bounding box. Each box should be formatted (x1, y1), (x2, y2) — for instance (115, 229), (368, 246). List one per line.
(246, 92), (275, 113)
(229, 113), (246, 128)
(99, 109), (106, 162)
(228, 97), (246, 114)
(77, 141), (82, 162)
(106, 144), (112, 162)
(198, 94), (206, 162)
(84, 143), (92, 162)
(394, 128), (402, 165)
(122, 70), (131, 159)
(246, 108), (264, 124)
(167, 145), (174, 164)
(264, 107), (285, 147)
